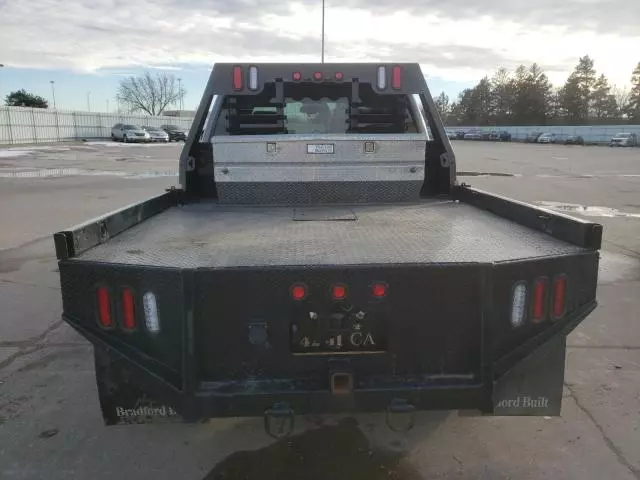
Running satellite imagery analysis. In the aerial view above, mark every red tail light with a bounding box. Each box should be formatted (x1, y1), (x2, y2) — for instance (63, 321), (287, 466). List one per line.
(97, 286), (113, 328)
(291, 283), (307, 301)
(532, 278), (547, 323)
(292, 71), (302, 81)
(552, 275), (567, 319)
(391, 66), (402, 89)
(313, 71), (323, 81)
(121, 288), (136, 330)
(232, 66), (243, 91)
(372, 282), (388, 298)
(335, 72), (344, 81)
(332, 284), (347, 300)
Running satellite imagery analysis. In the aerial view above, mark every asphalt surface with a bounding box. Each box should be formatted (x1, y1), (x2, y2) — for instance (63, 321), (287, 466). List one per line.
(0, 140), (639, 480)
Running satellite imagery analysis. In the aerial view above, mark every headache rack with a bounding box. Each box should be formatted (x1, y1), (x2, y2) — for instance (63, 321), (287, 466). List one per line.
(222, 79), (415, 135)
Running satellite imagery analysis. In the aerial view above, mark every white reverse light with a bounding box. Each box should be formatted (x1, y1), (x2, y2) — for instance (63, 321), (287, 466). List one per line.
(142, 291), (160, 334)
(511, 282), (527, 327)
(248, 66), (259, 91)
(377, 66), (387, 90)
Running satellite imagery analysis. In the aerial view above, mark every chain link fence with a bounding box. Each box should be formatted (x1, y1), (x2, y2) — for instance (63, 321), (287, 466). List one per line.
(0, 107), (194, 145)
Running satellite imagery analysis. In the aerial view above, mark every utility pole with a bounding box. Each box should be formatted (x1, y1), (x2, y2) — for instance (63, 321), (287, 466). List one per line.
(87, 91), (91, 112)
(321, 0), (325, 63)
(177, 78), (183, 110)
(49, 80), (57, 109)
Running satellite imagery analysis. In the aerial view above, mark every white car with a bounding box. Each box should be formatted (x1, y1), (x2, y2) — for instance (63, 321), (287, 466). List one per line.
(111, 123), (151, 143)
(537, 133), (557, 144)
(142, 126), (170, 142)
(609, 133), (638, 147)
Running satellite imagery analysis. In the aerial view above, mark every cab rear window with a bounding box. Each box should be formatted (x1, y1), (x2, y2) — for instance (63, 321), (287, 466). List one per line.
(212, 82), (418, 136)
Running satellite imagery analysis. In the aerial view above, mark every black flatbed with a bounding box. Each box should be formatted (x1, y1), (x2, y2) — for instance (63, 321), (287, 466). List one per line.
(72, 199), (587, 268)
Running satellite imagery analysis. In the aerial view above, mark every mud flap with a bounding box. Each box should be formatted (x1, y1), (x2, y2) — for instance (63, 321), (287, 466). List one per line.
(94, 345), (183, 425)
(492, 334), (566, 416)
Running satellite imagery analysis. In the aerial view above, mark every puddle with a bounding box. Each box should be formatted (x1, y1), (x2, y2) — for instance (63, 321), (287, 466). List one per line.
(457, 171), (521, 177)
(537, 201), (640, 219)
(598, 251), (640, 284)
(0, 168), (178, 179)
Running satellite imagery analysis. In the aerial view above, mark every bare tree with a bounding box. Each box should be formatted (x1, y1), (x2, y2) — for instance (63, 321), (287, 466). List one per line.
(612, 85), (630, 118)
(116, 72), (183, 116)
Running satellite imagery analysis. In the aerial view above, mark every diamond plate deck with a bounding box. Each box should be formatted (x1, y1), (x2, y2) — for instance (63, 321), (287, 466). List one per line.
(72, 200), (587, 268)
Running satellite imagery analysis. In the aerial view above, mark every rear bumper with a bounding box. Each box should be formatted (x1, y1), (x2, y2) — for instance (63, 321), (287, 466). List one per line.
(67, 301), (596, 424)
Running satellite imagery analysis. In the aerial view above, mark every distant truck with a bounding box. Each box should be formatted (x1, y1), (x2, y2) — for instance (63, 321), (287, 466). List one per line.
(53, 63), (602, 436)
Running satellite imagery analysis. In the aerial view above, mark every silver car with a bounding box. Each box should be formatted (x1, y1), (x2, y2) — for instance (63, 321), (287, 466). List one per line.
(142, 126), (170, 142)
(111, 123), (151, 143)
(609, 133), (638, 147)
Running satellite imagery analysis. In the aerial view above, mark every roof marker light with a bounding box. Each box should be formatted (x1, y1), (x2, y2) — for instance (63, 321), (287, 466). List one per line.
(377, 66), (387, 89)
(372, 282), (388, 298)
(511, 282), (527, 327)
(332, 284), (347, 300)
(291, 283), (307, 301)
(143, 291), (160, 334)
(248, 66), (259, 90)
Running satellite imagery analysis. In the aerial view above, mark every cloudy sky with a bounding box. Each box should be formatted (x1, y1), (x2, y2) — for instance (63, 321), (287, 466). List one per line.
(0, 0), (638, 111)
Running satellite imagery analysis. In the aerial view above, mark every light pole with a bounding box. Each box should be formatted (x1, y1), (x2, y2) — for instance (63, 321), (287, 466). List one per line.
(177, 78), (183, 110)
(87, 91), (91, 112)
(49, 80), (57, 109)
(321, 0), (325, 63)
(0, 64), (5, 105)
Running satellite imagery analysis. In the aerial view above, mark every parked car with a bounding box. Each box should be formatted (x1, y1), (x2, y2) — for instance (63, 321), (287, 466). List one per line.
(524, 132), (543, 143)
(564, 135), (584, 145)
(142, 126), (170, 143)
(464, 130), (483, 140)
(445, 129), (456, 140)
(455, 130), (467, 140)
(161, 124), (188, 142)
(111, 124), (151, 143)
(537, 133), (559, 144)
(489, 130), (512, 142)
(609, 133), (638, 147)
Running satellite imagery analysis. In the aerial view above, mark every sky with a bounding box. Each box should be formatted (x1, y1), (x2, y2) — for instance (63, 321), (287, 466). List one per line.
(0, 0), (638, 113)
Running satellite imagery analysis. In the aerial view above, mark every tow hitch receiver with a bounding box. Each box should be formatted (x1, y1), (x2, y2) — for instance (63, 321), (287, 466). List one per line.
(264, 402), (295, 438)
(386, 398), (416, 432)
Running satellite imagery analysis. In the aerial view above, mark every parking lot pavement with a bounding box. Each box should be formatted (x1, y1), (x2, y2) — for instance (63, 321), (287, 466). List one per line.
(0, 142), (639, 479)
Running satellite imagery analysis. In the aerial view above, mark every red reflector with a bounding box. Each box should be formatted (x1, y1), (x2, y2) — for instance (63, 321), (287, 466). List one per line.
(122, 288), (136, 330)
(532, 279), (547, 322)
(291, 284), (307, 301)
(552, 275), (567, 318)
(391, 66), (401, 89)
(372, 282), (388, 298)
(292, 71), (302, 81)
(97, 287), (113, 328)
(335, 72), (344, 81)
(232, 66), (243, 91)
(332, 284), (347, 300)
(313, 71), (322, 81)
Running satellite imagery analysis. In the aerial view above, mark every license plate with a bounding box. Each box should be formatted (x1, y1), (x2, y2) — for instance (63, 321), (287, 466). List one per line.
(307, 144), (334, 154)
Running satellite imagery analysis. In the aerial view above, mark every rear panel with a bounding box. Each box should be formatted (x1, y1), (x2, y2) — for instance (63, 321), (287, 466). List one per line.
(193, 265), (485, 385)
